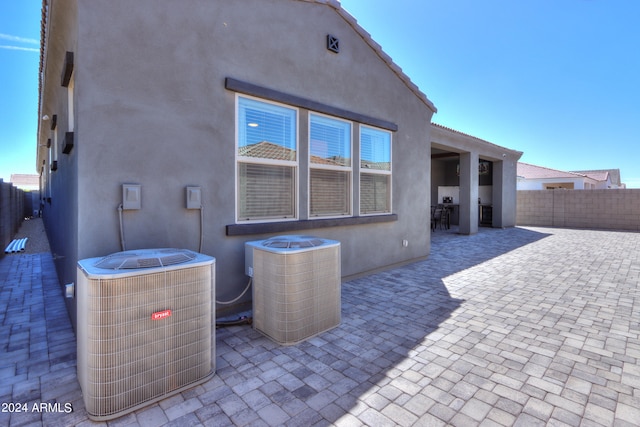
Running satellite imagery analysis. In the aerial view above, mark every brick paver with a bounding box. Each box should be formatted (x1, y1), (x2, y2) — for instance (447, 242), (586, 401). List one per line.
(1, 226), (639, 426)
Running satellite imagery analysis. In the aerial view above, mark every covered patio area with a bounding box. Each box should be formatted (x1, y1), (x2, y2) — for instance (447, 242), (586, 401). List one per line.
(431, 123), (523, 235)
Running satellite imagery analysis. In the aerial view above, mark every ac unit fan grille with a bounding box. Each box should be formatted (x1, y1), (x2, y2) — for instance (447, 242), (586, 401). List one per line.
(94, 249), (197, 269)
(261, 235), (325, 249)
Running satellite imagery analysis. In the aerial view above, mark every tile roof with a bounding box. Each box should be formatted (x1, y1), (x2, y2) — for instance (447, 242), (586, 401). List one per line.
(431, 123), (524, 157)
(571, 169), (616, 183)
(517, 162), (588, 180)
(239, 141), (296, 161)
(10, 174), (40, 190)
(327, 0), (437, 113)
(361, 160), (391, 171)
(239, 141), (352, 167)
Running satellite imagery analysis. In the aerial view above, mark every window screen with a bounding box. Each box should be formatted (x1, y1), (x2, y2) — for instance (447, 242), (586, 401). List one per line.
(237, 97), (297, 221)
(360, 126), (391, 214)
(310, 114), (351, 216)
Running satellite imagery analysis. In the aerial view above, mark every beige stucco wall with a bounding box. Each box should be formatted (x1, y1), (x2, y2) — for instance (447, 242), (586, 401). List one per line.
(39, 0), (437, 323)
(517, 189), (640, 231)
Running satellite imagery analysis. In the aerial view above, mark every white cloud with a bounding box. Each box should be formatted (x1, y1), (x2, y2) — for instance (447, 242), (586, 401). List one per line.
(0, 45), (39, 52)
(0, 33), (39, 45)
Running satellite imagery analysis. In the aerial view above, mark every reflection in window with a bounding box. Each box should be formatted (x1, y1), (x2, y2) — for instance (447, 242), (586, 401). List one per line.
(360, 126), (391, 214)
(237, 97), (297, 221)
(310, 114), (351, 217)
(238, 97), (296, 161)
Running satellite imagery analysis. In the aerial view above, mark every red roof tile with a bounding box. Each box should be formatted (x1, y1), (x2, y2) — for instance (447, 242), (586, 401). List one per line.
(517, 162), (587, 180)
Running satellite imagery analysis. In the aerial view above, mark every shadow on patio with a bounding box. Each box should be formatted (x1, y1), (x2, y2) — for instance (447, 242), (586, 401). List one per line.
(0, 223), (553, 426)
(210, 226), (552, 426)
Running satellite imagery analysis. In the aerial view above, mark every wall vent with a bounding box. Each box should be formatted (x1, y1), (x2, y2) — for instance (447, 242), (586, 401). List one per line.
(327, 34), (340, 53)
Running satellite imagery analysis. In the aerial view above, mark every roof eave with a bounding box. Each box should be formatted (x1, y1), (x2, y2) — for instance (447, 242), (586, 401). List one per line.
(432, 123), (523, 158)
(331, 1), (437, 114)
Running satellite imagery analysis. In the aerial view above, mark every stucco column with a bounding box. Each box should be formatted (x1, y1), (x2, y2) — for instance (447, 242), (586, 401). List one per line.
(459, 151), (479, 235)
(492, 158), (518, 227)
(492, 160), (504, 227)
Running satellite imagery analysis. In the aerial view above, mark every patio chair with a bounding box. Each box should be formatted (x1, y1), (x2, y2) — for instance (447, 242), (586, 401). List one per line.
(431, 208), (445, 231)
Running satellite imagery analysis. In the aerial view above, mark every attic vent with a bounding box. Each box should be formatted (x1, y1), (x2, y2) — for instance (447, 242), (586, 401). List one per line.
(94, 248), (197, 269)
(327, 34), (339, 53)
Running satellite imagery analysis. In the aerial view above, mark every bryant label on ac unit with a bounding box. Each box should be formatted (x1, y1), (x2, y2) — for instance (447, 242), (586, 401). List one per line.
(151, 309), (172, 320)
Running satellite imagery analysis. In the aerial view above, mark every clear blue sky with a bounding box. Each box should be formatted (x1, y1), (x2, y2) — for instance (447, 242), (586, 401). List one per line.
(0, 1), (40, 182)
(340, 0), (640, 187)
(2, 1), (639, 187)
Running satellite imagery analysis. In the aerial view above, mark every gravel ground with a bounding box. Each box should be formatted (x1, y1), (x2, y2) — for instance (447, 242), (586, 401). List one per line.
(8, 217), (51, 254)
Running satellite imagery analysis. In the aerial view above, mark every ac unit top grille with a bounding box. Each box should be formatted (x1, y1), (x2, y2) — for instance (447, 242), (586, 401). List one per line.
(94, 248), (197, 270)
(261, 235), (325, 249)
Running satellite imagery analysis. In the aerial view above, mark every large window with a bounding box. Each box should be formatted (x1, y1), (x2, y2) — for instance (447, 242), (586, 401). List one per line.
(360, 126), (392, 214)
(237, 97), (297, 221)
(309, 114), (352, 217)
(236, 94), (394, 224)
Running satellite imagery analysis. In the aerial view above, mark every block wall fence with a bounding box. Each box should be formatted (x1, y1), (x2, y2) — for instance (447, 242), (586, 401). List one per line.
(517, 189), (640, 231)
(0, 179), (27, 258)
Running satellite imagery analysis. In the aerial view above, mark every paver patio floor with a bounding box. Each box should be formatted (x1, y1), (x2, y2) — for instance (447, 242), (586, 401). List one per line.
(1, 225), (639, 426)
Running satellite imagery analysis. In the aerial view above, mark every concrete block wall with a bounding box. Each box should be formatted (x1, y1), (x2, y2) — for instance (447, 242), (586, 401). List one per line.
(517, 189), (640, 231)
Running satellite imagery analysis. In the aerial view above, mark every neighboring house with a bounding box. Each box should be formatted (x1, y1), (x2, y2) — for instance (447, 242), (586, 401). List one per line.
(37, 0), (521, 326)
(571, 169), (625, 189)
(8, 174), (40, 218)
(10, 174), (40, 191)
(517, 162), (625, 190)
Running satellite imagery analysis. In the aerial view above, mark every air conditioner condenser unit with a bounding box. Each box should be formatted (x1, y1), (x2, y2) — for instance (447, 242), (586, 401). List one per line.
(245, 235), (341, 345)
(76, 248), (215, 421)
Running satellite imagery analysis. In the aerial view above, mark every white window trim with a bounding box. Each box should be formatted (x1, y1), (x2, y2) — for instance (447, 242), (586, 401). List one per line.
(308, 112), (353, 219)
(359, 125), (392, 216)
(52, 126), (58, 162)
(235, 94), (299, 223)
(67, 72), (75, 132)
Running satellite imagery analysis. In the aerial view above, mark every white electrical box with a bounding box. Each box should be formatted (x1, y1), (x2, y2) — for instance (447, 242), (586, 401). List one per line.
(186, 186), (202, 209)
(122, 184), (141, 210)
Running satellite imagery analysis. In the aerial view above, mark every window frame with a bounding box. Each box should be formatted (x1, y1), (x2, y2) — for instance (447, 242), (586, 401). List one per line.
(235, 94), (299, 223)
(67, 74), (75, 132)
(308, 112), (353, 219)
(359, 125), (393, 215)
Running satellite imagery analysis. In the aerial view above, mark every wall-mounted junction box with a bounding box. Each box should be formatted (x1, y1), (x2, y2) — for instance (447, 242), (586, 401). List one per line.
(122, 184), (141, 210)
(186, 186), (202, 209)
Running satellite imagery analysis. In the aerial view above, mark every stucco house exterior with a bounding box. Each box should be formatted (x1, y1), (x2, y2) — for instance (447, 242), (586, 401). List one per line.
(37, 0), (521, 326)
(517, 162), (625, 190)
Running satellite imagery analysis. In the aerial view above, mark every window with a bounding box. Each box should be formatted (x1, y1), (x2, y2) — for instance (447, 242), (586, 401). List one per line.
(309, 114), (351, 217)
(237, 97), (297, 221)
(360, 126), (392, 214)
(51, 117), (58, 171)
(67, 75), (74, 132)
